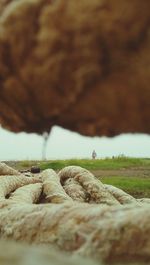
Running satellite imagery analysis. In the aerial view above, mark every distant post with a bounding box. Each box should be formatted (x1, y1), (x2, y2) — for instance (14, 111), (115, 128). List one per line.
(42, 132), (49, 160)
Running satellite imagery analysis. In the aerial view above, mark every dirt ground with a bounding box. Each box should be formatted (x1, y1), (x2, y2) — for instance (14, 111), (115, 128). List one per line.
(91, 168), (150, 178)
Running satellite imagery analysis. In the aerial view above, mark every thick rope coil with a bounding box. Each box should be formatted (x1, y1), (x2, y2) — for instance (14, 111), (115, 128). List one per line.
(0, 163), (150, 264)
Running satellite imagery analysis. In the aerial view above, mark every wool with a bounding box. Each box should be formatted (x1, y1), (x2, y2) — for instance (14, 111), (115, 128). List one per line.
(0, 0), (149, 136)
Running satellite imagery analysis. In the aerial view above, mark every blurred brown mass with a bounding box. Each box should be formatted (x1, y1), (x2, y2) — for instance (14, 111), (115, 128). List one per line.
(0, 0), (150, 136)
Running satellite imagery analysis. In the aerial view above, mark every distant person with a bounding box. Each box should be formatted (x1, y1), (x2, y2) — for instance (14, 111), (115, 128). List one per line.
(92, 150), (97, 159)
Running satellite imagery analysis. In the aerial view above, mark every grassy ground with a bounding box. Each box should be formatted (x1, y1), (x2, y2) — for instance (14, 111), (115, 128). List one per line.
(100, 176), (150, 198)
(5, 157), (150, 198)
(16, 157), (150, 171)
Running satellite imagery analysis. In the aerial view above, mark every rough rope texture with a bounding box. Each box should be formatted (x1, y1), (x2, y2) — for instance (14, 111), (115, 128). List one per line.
(0, 0), (150, 136)
(0, 240), (97, 265)
(0, 162), (21, 175)
(0, 162), (150, 265)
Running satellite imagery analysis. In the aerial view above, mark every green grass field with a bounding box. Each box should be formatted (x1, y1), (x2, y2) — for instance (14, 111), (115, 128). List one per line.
(41, 157), (150, 170)
(18, 157), (150, 171)
(100, 176), (150, 198)
(6, 157), (150, 198)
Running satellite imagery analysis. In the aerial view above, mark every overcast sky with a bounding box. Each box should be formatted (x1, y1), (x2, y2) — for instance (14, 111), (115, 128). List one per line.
(0, 126), (150, 161)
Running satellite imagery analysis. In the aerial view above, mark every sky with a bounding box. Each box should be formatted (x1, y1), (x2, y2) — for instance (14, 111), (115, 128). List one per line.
(0, 126), (150, 160)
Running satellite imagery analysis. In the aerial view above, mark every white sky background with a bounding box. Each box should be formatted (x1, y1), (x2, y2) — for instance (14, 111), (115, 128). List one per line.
(0, 126), (150, 160)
